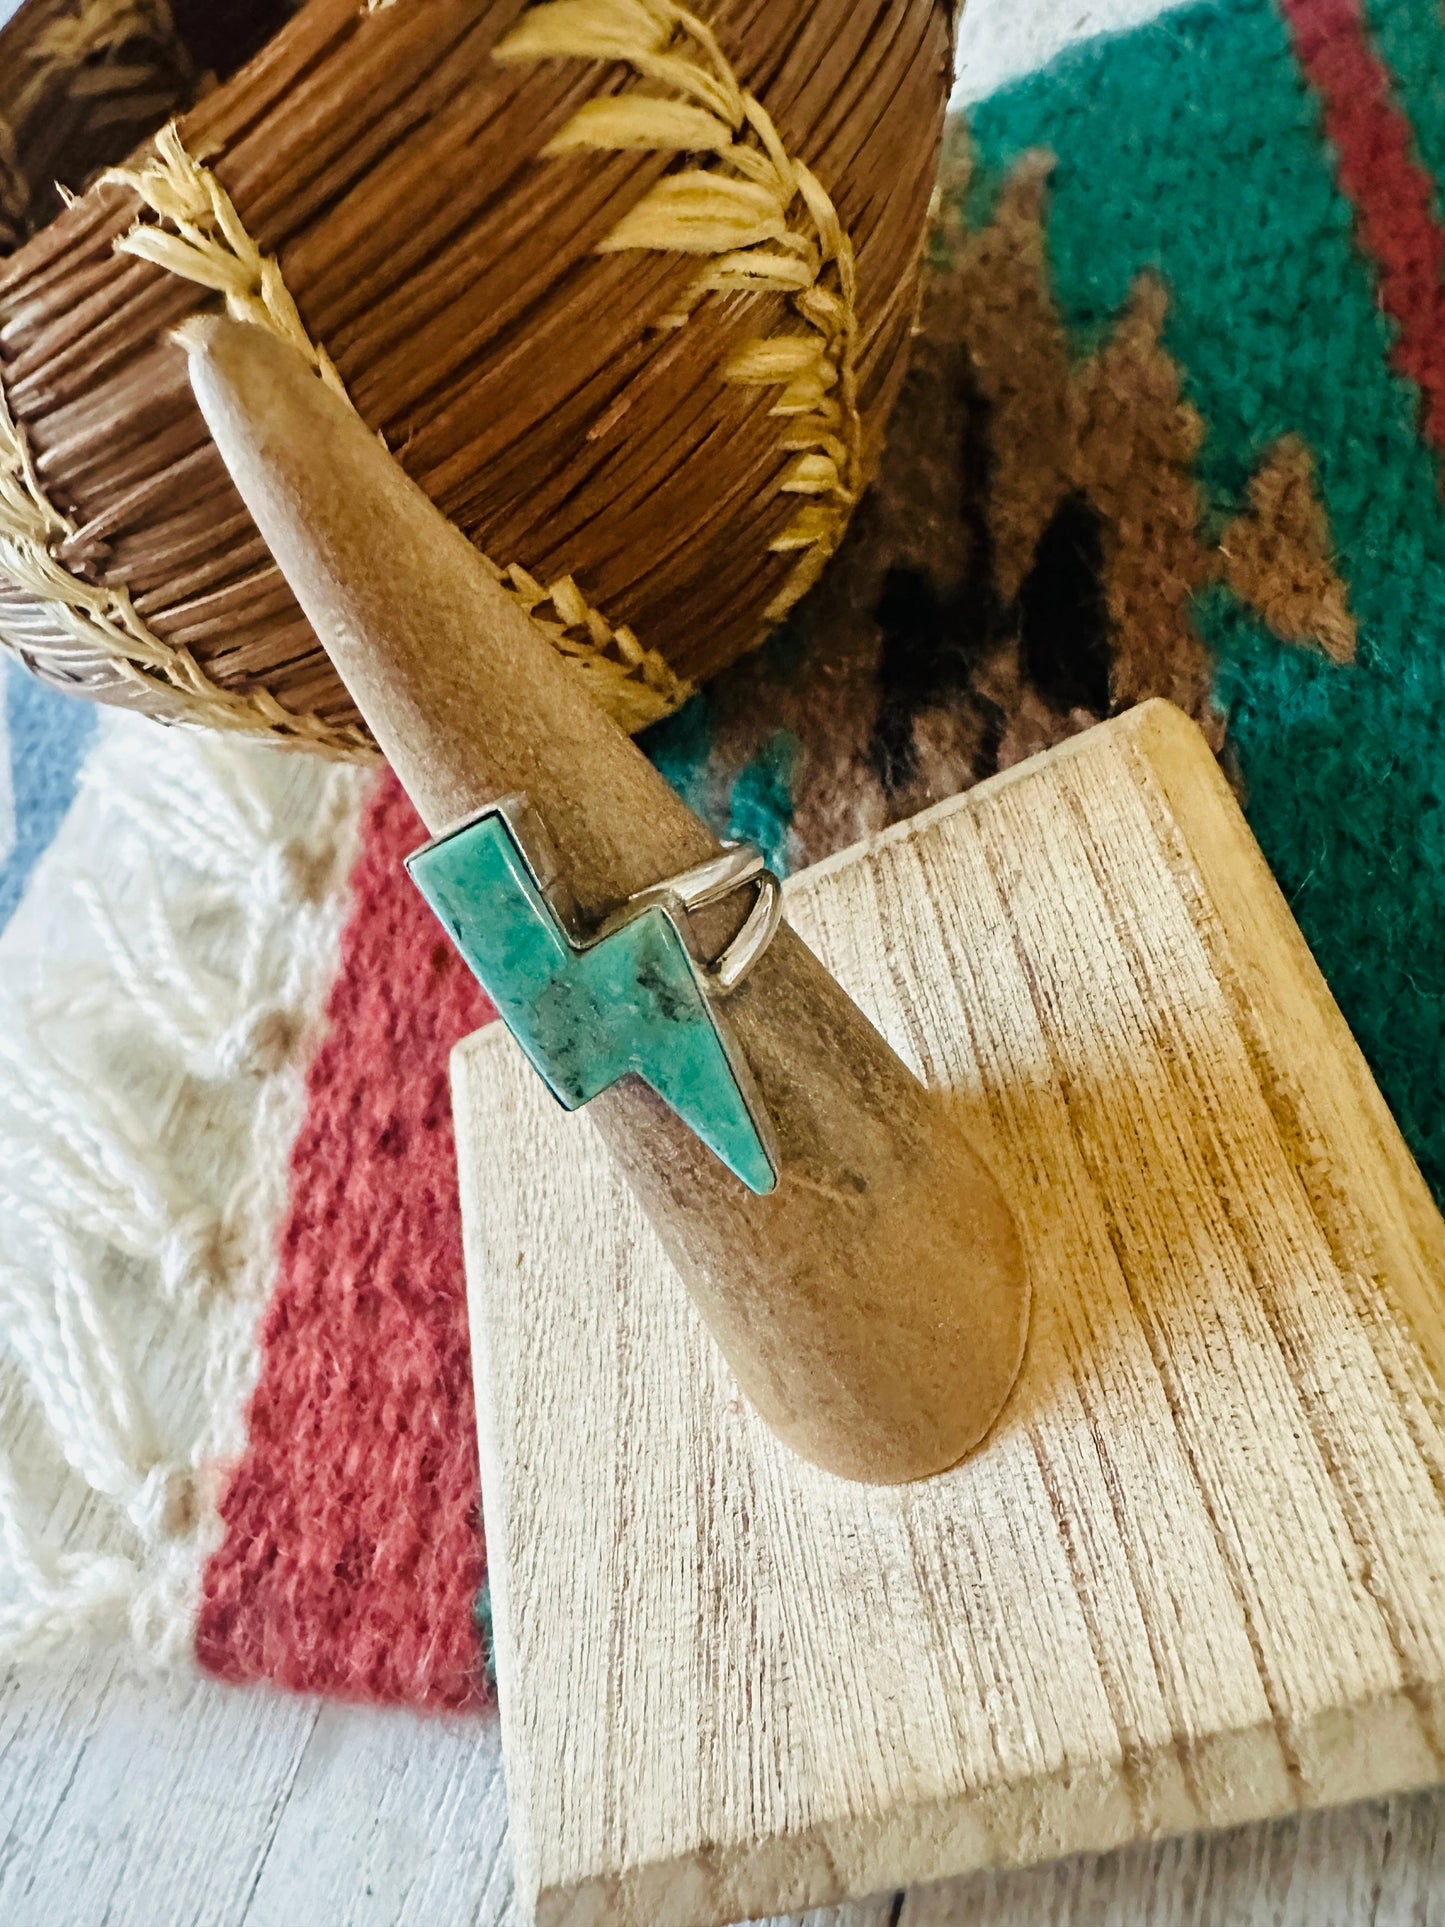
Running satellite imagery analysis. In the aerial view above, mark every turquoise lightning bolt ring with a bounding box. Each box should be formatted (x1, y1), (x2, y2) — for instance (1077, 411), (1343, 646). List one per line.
(405, 797), (782, 1194)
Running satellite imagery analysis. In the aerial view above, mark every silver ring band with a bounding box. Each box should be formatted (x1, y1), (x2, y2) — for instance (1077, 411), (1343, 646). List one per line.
(625, 841), (782, 994)
(662, 841), (766, 911)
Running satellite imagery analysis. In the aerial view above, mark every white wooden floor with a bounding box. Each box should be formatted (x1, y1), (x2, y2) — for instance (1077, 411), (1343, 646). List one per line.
(3, 2), (1443, 1923)
(3, 1646), (1442, 1926)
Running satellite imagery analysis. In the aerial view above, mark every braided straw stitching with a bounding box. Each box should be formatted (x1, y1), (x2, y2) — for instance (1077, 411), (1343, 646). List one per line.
(0, 0), (194, 247)
(11, 0), (192, 127)
(0, 349), (376, 756)
(495, 0), (865, 621)
(105, 125), (693, 738)
(0, 117), (25, 251)
(0, 13), (368, 752)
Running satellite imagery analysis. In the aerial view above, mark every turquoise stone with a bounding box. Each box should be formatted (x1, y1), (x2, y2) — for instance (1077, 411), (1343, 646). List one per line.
(407, 808), (777, 1194)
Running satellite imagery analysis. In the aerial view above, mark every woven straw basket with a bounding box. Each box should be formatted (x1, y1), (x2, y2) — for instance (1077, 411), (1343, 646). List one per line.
(0, 0), (954, 755)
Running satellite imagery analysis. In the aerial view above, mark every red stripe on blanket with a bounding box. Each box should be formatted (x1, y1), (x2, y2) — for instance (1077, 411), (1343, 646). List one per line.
(1284, 0), (1445, 451)
(196, 773), (495, 1708)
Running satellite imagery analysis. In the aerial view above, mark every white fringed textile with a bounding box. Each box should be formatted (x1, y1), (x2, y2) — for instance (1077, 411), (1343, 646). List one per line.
(0, 713), (366, 1666)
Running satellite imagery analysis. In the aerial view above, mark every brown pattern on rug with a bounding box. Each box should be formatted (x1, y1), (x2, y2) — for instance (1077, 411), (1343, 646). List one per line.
(702, 141), (1356, 870)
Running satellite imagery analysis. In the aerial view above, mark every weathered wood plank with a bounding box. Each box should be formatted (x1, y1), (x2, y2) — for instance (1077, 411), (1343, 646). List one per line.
(904, 1785), (1445, 1924)
(0, 1649), (894, 1927)
(0, 1654), (316, 1925)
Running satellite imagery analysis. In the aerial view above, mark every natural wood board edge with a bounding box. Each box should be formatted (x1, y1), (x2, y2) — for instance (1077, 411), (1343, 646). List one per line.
(1126, 701), (1445, 1375)
(453, 699), (1445, 1927)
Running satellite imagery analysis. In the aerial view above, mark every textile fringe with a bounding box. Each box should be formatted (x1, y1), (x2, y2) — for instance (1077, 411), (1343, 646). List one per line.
(0, 722), (366, 1664)
(496, 0), (865, 621)
(105, 126), (693, 738)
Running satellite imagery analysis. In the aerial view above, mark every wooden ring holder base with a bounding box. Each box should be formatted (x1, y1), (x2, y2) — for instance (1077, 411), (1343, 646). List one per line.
(455, 702), (1445, 1927)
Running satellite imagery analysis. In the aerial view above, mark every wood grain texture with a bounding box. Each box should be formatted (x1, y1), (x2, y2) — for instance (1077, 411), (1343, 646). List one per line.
(4, 1650), (1445, 1925)
(453, 699), (1445, 1927)
(902, 1785), (1445, 1924)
